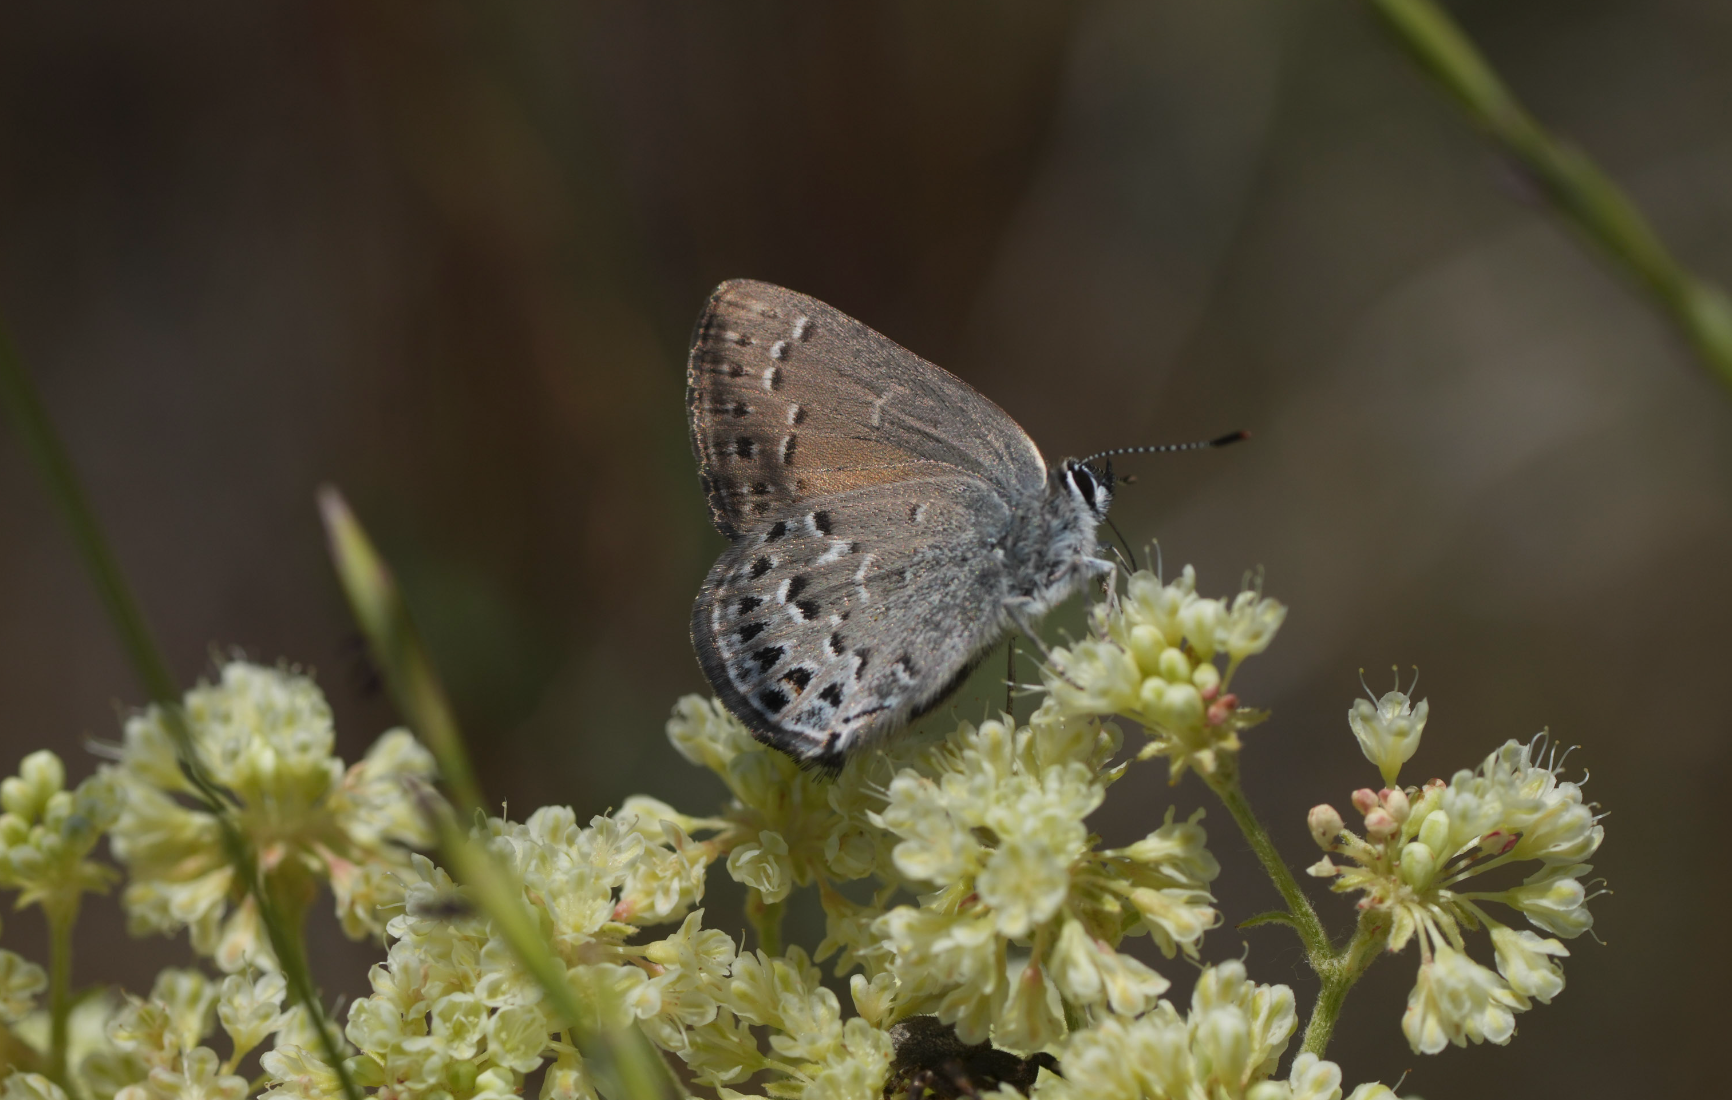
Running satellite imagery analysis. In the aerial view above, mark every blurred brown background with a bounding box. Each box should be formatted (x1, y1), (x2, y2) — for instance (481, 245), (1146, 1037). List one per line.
(3, 0), (1730, 1095)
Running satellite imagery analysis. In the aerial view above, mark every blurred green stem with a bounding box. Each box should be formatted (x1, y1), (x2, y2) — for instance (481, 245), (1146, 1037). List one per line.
(320, 487), (677, 1100)
(746, 891), (785, 958)
(0, 316), (362, 1100)
(46, 901), (75, 1094)
(1362, 0), (1732, 392)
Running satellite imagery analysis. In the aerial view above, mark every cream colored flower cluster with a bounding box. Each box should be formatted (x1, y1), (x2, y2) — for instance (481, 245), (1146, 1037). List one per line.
(109, 662), (438, 970)
(4, 968), (292, 1100)
(0, 749), (122, 1027)
(0, 555), (1606, 1100)
(0, 750), (122, 921)
(1308, 692), (1604, 1054)
(1042, 566), (1287, 779)
(863, 705), (1218, 1050)
(994, 960), (1401, 1100)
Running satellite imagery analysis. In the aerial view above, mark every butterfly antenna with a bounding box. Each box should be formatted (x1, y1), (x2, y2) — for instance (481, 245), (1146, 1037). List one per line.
(1005, 636), (1017, 722)
(1081, 429), (1250, 466)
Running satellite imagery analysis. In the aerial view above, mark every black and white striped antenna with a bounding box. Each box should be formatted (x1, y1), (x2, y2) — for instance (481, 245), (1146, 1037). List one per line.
(1080, 430), (1249, 466)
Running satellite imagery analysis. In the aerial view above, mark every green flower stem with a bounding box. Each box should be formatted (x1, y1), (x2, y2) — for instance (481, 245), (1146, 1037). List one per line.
(1201, 761), (1387, 1059)
(1199, 763), (1331, 965)
(746, 891), (785, 958)
(1362, 0), (1732, 393)
(321, 488), (676, 1100)
(1300, 911), (1387, 1057)
(46, 901), (75, 1093)
(0, 322), (179, 705)
(0, 318), (363, 1100)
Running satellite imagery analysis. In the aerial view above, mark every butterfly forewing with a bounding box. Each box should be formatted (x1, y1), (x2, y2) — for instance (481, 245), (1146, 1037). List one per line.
(688, 280), (1047, 538)
(692, 476), (1016, 767)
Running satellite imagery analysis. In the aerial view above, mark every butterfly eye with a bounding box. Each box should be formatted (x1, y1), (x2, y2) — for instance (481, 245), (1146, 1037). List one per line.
(1070, 463), (1097, 510)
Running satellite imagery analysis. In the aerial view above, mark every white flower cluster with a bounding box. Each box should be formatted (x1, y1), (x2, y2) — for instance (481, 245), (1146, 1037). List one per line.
(1042, 566), (1286, 779)
(109, 662), (438, 970)
(1308, 693), (1604, 1054)
(1000, 960), (1405, 1100)
(3, 967), (290, 1100)
(0, 750), (122, 920)
(863, 706), (1219, 1050)
(0, 557), (1606, 1100)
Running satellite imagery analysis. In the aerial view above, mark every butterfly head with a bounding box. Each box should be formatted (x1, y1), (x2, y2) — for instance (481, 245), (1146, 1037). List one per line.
(1061, 457), (1115, 521)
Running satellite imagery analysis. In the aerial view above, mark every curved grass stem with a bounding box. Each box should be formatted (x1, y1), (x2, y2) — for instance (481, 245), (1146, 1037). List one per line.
(321, 487), (677, 1100)
(1362, 0), (1732, 393)
(0, 319), (363, 1100)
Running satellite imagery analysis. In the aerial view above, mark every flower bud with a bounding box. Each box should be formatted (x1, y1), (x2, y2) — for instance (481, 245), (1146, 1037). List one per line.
(1381, 787), (1410, 823)
(1128, 625), (1165, 673)
(1364, 809), (1398, 841)
(1191, 661), (1221, 698)
(1308, 805), (1344, 850)
(1351, 788), (1379, 816)
(1417, 810), (1450, 855)
(1157, 647), (1192, 684)
(1397, 842), (1435, 888)
(1155, 684), (1204, 729)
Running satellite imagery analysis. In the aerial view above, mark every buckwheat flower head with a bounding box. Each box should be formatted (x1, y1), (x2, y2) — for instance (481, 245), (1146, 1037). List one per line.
(108, 661), (437, 971)
(0, 750), (122, 918)
(47, 966), (286, 1100)
(1307, 717), (1605, 1054)
(661, 695), (922, 905)
(1043, 566), (1282, 781)
(868, 704), (1219, 1047)
(1018, 960), (1294, 1100)
(673, 945), (894, 1099)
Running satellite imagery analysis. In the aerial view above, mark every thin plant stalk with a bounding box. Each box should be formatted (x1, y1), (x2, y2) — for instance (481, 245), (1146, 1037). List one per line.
(1200, 762), (1331, 965)
(1300, 913), (1387, 1057)
(319, 487), (677, 1100)
(1200, 758), (1385, 1059)
(1362, 0), (1732, 393)
(46, 902), (75, 1093)
(0, 318), (363, 1100)
(746, 891), (785, 958)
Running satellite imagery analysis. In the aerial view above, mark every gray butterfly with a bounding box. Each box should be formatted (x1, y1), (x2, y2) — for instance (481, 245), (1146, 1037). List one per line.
(687, 280), (1114, 770)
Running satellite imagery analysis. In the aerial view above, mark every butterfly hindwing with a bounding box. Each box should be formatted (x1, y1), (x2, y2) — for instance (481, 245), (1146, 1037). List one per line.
(691, 476), (1017, 767)
(687, 280), (1047, 538)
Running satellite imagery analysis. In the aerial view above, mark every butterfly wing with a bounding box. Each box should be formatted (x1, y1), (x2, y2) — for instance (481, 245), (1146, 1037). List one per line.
(687, 279), (1048, 538)
(691, 475), (1018, 768)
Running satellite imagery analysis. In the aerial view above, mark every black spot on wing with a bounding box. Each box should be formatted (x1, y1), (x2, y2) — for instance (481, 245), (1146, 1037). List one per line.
(753, 645), (785, 672)
(736, 622), (765, 643)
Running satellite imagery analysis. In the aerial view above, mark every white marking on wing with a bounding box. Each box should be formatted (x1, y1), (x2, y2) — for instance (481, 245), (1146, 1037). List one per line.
(815, 539), (851, 564)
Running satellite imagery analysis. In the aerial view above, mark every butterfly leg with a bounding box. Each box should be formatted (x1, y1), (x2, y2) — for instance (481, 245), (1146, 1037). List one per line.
(1004, 600), (1083, 690)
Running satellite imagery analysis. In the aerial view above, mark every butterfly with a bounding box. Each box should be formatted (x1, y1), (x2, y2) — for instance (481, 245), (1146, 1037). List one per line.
(686, 280), (1116, 770)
